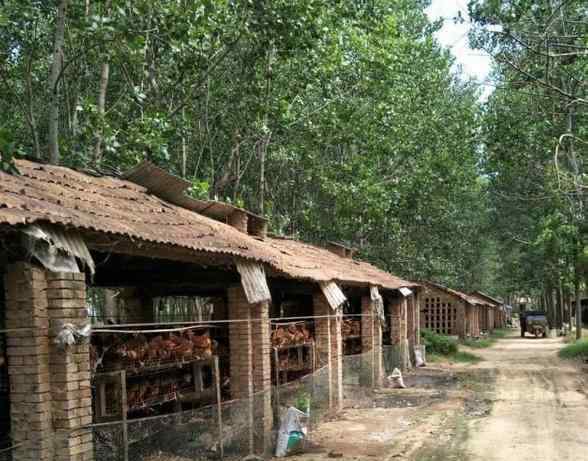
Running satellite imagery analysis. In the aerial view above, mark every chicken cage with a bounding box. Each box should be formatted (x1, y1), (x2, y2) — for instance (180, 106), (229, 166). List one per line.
(271, 321), (316, 385)
(92, 326), (220, 422)
(342, 295), (362, 356)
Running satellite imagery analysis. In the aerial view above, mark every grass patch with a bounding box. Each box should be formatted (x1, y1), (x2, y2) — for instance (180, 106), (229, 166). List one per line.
(421, 330), (483, 364)
(462, 338), (494, 349)
(563, 329), (588, 344)
(461, 328), (510, 349)
(451, 351), (483, 363)
(421, 329), (458, 355)
(559, 339), (588, 360)
(489, 328), (509, 339)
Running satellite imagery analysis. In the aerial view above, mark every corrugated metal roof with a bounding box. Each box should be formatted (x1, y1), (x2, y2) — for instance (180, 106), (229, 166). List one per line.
(319, 281), (347, 310)
(267, 237), (417, 291)
(0, 159), (417, 292)
(471, 291), (503, 307)
(236, 260), (271, 304)
(423, 281), (484, 306)
(123, 161), (266, 224)
(0, 160), (278, 265)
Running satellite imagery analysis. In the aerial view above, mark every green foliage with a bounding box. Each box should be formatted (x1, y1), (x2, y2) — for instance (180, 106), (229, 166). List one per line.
(421, 329), (458, 356)
(0, 128), (20, 174)
(559, 340), (588, 360)
(469, 0), (587, 310)
(0, 0), (492, 286)
(427, 350), (482, 364)
(294, 391), (310, 413)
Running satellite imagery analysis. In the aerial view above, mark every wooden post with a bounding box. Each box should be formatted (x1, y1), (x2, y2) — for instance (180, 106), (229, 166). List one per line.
(327, 314), (333, 410)
(214, 357), (224, 459)
(120, 370), (129, 461)
(274, 348), (280, 410)
(371, 313), (376, 388)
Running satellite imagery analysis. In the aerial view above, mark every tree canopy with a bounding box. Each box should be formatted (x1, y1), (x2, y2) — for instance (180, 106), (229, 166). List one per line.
(8, 0), (584, 304)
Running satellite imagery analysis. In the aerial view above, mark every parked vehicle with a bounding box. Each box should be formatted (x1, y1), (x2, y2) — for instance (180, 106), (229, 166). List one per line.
(520, 311), (548, 338)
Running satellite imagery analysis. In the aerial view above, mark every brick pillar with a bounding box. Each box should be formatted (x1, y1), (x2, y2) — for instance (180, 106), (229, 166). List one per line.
(4, 263), (53, 461)
(314, 292), (342, 410)
(407, 296), (415, 350)
(414, 292), (421, 345)
(360, 296), (382, 387)
(228, 286), (253, 401)
(389, 297), (408, 370)
(227, 286), (271, 454)
(46, 272), (93, 461)
(456, 301), (466, 339)
(251, 301), (271, 453)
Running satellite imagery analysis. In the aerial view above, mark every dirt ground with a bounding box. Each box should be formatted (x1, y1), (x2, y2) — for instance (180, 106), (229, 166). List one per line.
(466, 334), (588, 461)
(287, 330), (588, 461)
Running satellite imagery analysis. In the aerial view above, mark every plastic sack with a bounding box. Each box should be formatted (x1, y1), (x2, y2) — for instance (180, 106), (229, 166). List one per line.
(387, 368), (406, 389)
(54, 321), (91, 349)
(414, 345), (426, 367)
(275, 407), (308, 457)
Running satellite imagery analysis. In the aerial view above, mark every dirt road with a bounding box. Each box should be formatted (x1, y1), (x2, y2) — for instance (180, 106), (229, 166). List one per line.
(466, 334), (588, 461)
(289, 332), (587, 461)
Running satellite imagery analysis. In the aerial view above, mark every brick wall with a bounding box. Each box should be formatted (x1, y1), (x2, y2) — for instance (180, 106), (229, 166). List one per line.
(314, 292), (342, 410)
(421, 287), (460, 336)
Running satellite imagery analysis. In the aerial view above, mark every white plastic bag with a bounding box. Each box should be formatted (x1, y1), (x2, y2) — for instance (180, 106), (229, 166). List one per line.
(387, 368), (406, 389)
(275, 407), (308, 457)
(414, 345), (426, 367)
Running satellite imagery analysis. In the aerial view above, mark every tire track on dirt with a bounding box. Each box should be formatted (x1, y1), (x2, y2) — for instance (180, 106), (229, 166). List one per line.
(466, 335), (588, 461)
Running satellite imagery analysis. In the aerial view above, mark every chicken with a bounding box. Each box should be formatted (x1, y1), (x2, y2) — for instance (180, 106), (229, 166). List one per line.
(173, 336), (194, 361)
(271, 324), (313, 347)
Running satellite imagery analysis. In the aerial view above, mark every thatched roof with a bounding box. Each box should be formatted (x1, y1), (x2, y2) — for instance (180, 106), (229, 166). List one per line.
(0, 159), (416, 292)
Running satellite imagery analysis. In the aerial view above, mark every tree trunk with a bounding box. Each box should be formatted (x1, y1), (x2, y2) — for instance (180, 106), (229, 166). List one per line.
(24, 54), (40, 159)
(555, 281), (563, 330)
(575, 277), (582, 340)
(181, 108), (187, 177)
(48, 0), (69, 164)
(93, 0), (111, 164)
(93, 62), (110, 163)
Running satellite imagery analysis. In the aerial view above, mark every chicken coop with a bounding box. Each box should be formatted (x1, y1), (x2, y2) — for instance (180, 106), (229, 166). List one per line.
(0, 158), (420, 461)
(420, 282), (484, 339)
